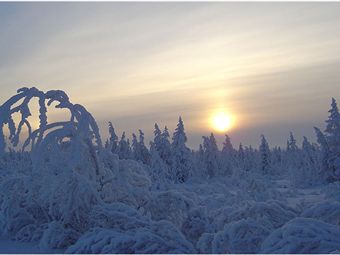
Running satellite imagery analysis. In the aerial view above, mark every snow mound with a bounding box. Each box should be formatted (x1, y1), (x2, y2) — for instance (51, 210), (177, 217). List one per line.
(324, 181), (340, 202)
(0, 175), (47, 241)
(261, 217), (340, 254)
(89, 202), (149, 230)
(212, 218), (270, 254)
(181, 206), (209, 244)
(228, 200), (298, 230)
(196, 232), (214, 253)
(146, 190), (195, 228)
(302, 200), (340, 226)
(66, 220), (195, 254)
(39, 221), (80, 250)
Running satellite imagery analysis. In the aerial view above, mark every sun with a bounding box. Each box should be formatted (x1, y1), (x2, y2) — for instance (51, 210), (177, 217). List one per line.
(211, 112), (234, 132)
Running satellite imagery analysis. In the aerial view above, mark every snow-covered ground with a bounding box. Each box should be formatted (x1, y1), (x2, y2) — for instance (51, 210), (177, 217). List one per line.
(0, 237), (41, 254)
(1, 88), (340, 253)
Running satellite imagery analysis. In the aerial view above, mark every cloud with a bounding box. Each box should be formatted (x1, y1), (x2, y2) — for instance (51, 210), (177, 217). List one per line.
(0, 2), (340, 148)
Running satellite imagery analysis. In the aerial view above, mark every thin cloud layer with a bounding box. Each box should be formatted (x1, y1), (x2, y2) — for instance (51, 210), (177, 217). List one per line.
(0, 2), (340, 148)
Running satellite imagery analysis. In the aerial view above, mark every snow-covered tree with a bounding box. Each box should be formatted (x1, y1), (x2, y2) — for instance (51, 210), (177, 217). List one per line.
(222, 135), (234, 155)
(201, 133), (220, 178)
(285, 131), (301, 170)
(220, 135), (235, 175)
(118, 132), (131, 159)
(149, 141), (169, 190)
(153, 124), (172, 166)
(107, 122), (118, 154)
(171, 117), (192, 183)
(324, 98), (340, 181)
(132, 130), (150, 165)
(259, 135), (271, 174)
(238, 143), (244, 161)
(299, 136), (321, 185)
(286, 132), (298, 152)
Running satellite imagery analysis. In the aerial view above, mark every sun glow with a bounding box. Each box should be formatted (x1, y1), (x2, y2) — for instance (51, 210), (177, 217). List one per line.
(211, 112), (234, 132)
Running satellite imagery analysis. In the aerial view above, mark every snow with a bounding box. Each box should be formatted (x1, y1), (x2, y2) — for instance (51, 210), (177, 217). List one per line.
(261, 218), (340, 253)
(1, 88), (340, 254)
(0, 236), (64, 254)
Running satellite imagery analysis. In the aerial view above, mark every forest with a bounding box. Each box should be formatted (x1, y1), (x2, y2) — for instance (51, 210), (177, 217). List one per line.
(0, 87), (340, 253)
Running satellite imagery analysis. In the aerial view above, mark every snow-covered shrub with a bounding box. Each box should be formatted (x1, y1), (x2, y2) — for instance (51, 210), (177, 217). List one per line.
(0, 175), (48, 240)
(209, 205), (235, 232)
(261, 217), (340, 253)
(14, 223), (45, 242)
(146, 190), (195, 228)
(196, 233), (214, 253)
(0, 151), (31, 181)
(66, 220), (195, 254)
(243, 177), (273, 202)
(227, 200), (298, 230)
(301, 200), (340, 226)
(47, 171), (100, 232)
(89, 202), (149, 230)
(39, 221), (80, 250)
(103, 159), (151, 209)
(324, 181), (340, 202)
(211, 218), (270, 254)
(181, 206), (209, 244)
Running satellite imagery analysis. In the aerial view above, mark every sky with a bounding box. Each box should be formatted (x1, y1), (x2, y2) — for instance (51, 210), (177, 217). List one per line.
(0, 2), (340, 149)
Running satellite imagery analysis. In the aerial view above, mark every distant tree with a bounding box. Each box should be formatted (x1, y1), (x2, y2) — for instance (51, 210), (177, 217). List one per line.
(153, 124), (172, 166)
(318, 98), (340, 182)
(272, 146), (282, 166)
(287, 132), (298, 152)
(285, 132), (300, 168)
(118, 132), (131, 159)
(107, 121), (118, 154)
(138, 130), (151, 165)
(259, 135), (271, 174)
(131, 133), (139, 159)
(325, 98), (340, 181)
(238, 143), (245, 161)
(222, 135), (234, 154)
(314, 127), (330, 181)
(202, 133), (220, 178)
(171, 117), (193, 183)
(221, 134), (235, 175)
(132, 130), (150, 165)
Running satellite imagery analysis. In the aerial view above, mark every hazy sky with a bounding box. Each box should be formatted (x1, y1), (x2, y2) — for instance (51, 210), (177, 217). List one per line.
(1, 2), (340, 149)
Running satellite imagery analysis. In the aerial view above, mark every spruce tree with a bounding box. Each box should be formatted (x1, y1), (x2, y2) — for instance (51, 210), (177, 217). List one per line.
(118, 132), (131, 159)
(138, 129), (151, 165)
(153, 124), (172, 166)
(108, 121), (118, 154)
(202, 133), (219, 178)
(259, 135), (271, 174)
(171, 117), (192, 183)
(324, 98), (340, 181)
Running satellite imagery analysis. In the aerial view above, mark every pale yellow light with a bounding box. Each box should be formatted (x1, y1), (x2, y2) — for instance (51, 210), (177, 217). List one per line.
(211, 112), (234, 132)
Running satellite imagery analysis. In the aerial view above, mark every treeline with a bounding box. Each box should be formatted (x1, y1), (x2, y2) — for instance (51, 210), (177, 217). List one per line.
(105, 98), (340, 187)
